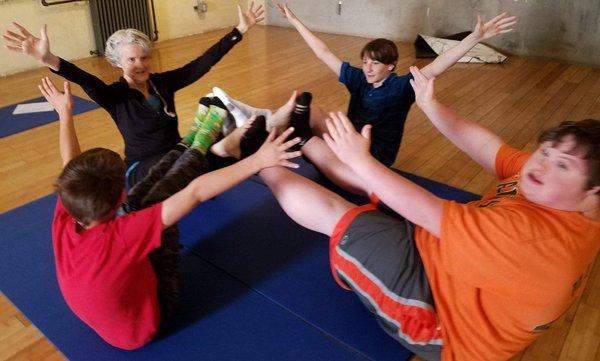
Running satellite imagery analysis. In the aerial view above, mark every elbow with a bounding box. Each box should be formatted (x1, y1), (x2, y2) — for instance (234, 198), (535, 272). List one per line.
(316, 49), (330, 60)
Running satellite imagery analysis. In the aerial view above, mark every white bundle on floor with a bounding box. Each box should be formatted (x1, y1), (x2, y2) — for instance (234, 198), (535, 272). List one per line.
(419, 34), (507, 63)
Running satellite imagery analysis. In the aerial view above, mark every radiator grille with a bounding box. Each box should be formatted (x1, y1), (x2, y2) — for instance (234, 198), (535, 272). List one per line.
(89, 0), (155, 55)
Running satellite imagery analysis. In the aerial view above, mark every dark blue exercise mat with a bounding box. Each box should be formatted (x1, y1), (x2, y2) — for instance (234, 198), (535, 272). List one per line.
(0, 194), (369, 361)
(180, 180), (414, 361)
(0, 96), (99, 138)
(183, 165), (480, 361)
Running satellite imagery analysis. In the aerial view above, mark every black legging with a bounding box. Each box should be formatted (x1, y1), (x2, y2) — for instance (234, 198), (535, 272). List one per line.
(125, 146), (208, 322)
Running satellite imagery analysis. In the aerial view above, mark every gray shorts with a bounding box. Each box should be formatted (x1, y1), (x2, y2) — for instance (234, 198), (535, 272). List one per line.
(329, 203), (443, 361)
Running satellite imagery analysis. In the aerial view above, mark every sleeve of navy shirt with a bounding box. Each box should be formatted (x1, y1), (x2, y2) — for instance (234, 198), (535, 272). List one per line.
(338, 61), (366, 94)
(396, 72), (415, 104)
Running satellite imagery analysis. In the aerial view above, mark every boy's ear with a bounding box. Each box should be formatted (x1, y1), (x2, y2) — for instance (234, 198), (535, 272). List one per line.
(587, 185), (600, 196)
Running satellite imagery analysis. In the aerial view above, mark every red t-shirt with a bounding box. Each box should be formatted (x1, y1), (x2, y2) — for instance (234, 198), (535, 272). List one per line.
(52, 197), (163, 350)
(415, 145), (600, 360)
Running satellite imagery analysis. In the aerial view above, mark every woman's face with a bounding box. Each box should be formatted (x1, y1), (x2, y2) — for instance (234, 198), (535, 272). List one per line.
(119, 43), (151, 85)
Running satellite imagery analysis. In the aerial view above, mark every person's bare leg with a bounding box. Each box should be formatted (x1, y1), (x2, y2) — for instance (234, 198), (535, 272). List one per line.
(267, 91), (297, 132)
(309, 105), (330, 137)
(301, 136), (370, 196)
(259, 167), (354, 236)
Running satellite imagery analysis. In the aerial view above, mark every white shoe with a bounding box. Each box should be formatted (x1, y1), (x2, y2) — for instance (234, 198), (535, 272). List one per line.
(212, 87), (249, 128)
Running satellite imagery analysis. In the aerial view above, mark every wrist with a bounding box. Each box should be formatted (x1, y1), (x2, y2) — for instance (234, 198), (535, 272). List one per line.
(236, 24), (248, 34)
(417, 98), (439, 109)
(352, 154), (376, 173)
(56, 107), (73, 118)
(245, 154), (262, 173)
(466, 32), (482, 44)
(42, 54), (60, 71)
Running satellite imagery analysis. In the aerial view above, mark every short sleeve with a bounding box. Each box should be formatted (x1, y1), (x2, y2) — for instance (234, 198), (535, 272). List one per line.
(394, 72), (415, 103)
(53, 196), (73, 227)
(114, 203), (164, 262)
(339, 61), (365, 93)
(495, 144), (531, 180)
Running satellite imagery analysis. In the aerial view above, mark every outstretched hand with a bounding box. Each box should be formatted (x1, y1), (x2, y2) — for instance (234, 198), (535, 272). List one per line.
(3, 22), (51, 62)
(252, 127), (301, 170)
(236, 1), (265, 34)
(38, 77), (73, 116)
(323, 111), (372, 167)
(276, 3), (298, 22)
(472, 12), (517, 41)
(409, 66), (436, 107)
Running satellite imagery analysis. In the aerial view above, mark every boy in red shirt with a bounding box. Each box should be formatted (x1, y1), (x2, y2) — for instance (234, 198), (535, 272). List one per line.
(256, 67), (600, 360)
(42, 77), (300, 350)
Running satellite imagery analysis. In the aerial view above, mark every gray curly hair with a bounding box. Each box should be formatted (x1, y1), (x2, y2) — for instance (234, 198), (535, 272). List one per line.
(104, 29), (151, 67)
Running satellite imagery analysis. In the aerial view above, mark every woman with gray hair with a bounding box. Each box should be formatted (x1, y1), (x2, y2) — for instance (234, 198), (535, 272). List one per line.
(4, 3), (264, 186)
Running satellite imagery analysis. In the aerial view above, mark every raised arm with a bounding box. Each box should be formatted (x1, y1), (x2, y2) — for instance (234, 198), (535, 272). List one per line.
(410, 66), (502, 175)
(277, 3), (343, 77)
(323, 112), (444, 237)
(39, 77), (80, 167)
(4, 22), (60, 70)
(235, 1), (265, 34)
(157, 3), (264, 92)
(160, 128), (301, 228)
(419, 12), (516, 79)
(4, 23), (117, 108)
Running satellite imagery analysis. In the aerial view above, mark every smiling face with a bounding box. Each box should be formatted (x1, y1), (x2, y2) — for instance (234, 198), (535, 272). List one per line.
(359, 38), (398, 86)
(118, 43), (151, 85)
(520, 135), (597, 211)
(362, 56), (394, 85)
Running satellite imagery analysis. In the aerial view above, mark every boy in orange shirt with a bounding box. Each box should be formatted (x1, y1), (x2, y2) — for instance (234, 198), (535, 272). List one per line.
(256, 67), (599, 360)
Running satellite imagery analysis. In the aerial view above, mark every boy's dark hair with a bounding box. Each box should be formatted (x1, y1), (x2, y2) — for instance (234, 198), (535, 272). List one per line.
(538, 119), (600, 191)
(55, 148), (125, 226)
(360, 39), (399, 70)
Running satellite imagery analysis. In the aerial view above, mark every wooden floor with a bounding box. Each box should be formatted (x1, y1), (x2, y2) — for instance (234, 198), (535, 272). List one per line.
(1, 25), (599, 360)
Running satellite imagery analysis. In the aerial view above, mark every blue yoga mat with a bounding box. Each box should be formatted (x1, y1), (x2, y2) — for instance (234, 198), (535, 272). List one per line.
(0, 194), (368, 361)
(0, 96), (99, 138)
(180, 166), (479, 361)
(0, 161), (479, 360)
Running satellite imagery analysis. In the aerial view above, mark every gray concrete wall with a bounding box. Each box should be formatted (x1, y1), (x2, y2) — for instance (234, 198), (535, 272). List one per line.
(265, 0), (600, 67)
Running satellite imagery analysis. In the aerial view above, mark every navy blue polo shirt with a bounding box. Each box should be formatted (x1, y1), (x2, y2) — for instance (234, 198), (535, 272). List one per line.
(339, 61), (414, 166)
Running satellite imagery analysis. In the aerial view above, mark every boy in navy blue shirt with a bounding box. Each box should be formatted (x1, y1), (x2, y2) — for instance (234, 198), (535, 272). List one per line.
(272, 4), (516, 195)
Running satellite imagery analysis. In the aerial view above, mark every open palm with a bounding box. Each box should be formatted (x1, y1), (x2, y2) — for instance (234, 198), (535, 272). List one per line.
(236, 2), (265, 33)
(409, 66), (436, 107)
(3, 22), (50, 62)
(472, 12), (517, 41)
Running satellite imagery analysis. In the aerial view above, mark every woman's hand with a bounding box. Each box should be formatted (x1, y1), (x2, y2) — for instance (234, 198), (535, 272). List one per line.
(236, 2), (265, 34)
(3, 22), (60, 69)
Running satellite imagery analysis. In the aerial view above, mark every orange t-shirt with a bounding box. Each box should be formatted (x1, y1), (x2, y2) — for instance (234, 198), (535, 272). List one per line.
(415, 145), (600, 360)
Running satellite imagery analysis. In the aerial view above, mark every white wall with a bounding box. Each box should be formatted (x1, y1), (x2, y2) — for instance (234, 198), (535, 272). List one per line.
(0, 0), (95, 76)
(0, 0), (257, 76)
(265, 0), (600, 68)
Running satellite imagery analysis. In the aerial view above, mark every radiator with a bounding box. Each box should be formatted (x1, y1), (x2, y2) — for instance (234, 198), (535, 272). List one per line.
(89, 0), (157, 55)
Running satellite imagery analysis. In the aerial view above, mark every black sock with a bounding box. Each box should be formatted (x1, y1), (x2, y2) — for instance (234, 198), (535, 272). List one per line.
(240, 115), (268, 159)
(206, 150), (237, 170)
(288, 92), (313, 150)
(210, 96), (227, 111)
